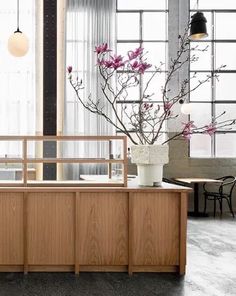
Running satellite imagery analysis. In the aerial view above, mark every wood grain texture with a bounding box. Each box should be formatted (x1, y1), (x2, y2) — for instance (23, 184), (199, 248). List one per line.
(23, 192), (28, 274)
(0, 193), (24, 265)
(75, 192), (79, 274)
(27, 193), (74, 265)
(179, 192), (188, 275)
(131, 192), (180, 266)
(128, 193), (134, 275)
(78, 193), (128, 266)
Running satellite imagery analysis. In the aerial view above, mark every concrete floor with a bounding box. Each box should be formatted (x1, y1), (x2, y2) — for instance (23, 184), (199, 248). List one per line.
(0, 216), (235, 296)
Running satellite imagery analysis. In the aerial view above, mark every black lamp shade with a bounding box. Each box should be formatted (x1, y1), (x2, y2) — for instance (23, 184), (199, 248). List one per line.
(189, 11), (208, 40)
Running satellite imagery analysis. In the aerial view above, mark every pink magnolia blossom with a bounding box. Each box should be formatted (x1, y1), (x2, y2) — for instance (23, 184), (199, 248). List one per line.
(182, 130), (192, 140)
(164, 101), (173, 112)
(138, 62), (152, 74)
(131, 60), (140, 70)
(67, 66), (73, 73)
(110, 55), (125, 69)
(204, 123), (217, 135)
(182, 121), (196, 130)
(128, 47), (144, 60)
(95, 43), (111, 54)
(182, 121), (196, 140)
(104, 60), (114, 68)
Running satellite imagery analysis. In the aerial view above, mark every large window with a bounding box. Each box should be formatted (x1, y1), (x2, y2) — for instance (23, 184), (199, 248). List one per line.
(0, 1), (36, 158)
(190, 0), (236, 157)
(116, 0), (168, 145)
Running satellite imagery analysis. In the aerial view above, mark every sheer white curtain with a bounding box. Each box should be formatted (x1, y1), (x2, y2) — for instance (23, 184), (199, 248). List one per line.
(0, 1), (35, 158)
(64, 0), (116, 178)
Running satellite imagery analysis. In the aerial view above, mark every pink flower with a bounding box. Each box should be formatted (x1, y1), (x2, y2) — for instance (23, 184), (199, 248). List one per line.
(111, 55), (123, 63)
(182, 121), (196, 130)
(204, 123), (217, 136)
(182, 130), (192, 140)
(94, 43), (111, 54)
(131, 60), (140, 70)
(164, 101), (173, 112)
(181, 121), (196, 140)
(67, 66), (73, 73)
(104, 60), (114, 68)
(128, 47), (144, 60)
(110, 55), (125, 69)
(138, 62), (152, 74)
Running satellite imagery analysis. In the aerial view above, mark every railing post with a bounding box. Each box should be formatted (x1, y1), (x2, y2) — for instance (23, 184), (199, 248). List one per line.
(108, 140), (112, 179)
(23, 138), (28, 186)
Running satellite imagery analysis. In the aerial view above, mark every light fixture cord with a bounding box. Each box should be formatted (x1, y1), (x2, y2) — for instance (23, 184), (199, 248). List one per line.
(17, 0), (19, 31)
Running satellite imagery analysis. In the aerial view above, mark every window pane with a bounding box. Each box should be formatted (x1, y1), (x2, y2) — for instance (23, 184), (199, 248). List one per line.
(190, 0), (236, 9)
(216, 73), (236, 101)
(190, 134), (212, 157)
(190, 103), (211, 127)
(143, 42), (167, 70)
(215, 104), (236, 131)
(216, 134), (236, 157)
(190, 72), (212, 101)
(216, 43), (236, 70)
(117, 13), (140, 40)
(142, 72), (166, 101)
(191, 42), (212, 71)
(143, 12), (167, 40)
(216, 13), (236, 40)
(118, 0), (167, 10)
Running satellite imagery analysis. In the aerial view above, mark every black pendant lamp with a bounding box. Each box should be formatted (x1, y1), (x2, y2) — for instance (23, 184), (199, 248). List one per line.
(8, 0), (29, 57)
(189, 0), (208, 40)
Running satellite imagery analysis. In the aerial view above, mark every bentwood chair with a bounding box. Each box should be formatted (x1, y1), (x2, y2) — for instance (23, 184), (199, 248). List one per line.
(203, 176), (236, 218)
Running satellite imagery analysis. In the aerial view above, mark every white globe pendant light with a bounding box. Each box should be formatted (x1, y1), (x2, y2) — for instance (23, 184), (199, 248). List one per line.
(8, 0), (29, 57)
(181, 103), (192, 115)
(179, 99), (192, 115)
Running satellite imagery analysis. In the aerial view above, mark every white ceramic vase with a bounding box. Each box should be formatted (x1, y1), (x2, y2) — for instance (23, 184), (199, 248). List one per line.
(131, 144), (169, 186)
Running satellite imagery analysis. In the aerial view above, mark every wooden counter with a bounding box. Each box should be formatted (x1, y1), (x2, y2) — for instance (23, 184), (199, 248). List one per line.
(0, 182), (191, 275)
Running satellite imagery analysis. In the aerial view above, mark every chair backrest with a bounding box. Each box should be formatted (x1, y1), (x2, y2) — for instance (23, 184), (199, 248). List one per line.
(219, 176), (236, 196)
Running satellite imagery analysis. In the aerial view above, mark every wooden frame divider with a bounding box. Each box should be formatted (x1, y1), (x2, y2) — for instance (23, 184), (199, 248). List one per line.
(0, 135), (128, 187)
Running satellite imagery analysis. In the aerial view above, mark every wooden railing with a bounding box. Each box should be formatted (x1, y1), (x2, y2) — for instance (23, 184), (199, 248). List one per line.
(0, 135), (128, 187)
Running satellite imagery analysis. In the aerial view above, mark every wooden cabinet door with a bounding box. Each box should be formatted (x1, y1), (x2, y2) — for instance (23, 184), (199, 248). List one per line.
(78, 192), (128, 266)
(0, 193), (24, 265)
(131, 192), (180, 266)
(27, 193), (74, 265)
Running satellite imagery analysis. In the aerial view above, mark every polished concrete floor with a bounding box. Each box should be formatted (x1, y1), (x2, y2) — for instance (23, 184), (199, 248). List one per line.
(0, 215), (235, 296)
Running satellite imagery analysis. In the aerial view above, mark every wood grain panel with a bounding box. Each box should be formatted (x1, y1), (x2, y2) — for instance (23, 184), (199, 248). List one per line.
(78, 193), (128, 265)
(131, 192), (180, 266)
(179, 192), (188, 275)
(27, 193), (74, 265)
(0, 193), (24, 265)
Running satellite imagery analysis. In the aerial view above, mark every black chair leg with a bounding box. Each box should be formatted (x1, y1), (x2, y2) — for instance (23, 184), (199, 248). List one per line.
(219, 198), (223, 215)
(228, 198), (235, 218)
(204, 195), (207, 214)
(214, 197), (216, 218)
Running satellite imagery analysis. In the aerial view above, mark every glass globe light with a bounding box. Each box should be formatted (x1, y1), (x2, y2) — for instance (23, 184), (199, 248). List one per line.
(181, 103), (192, 115)
(8, 31), (29, 57)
